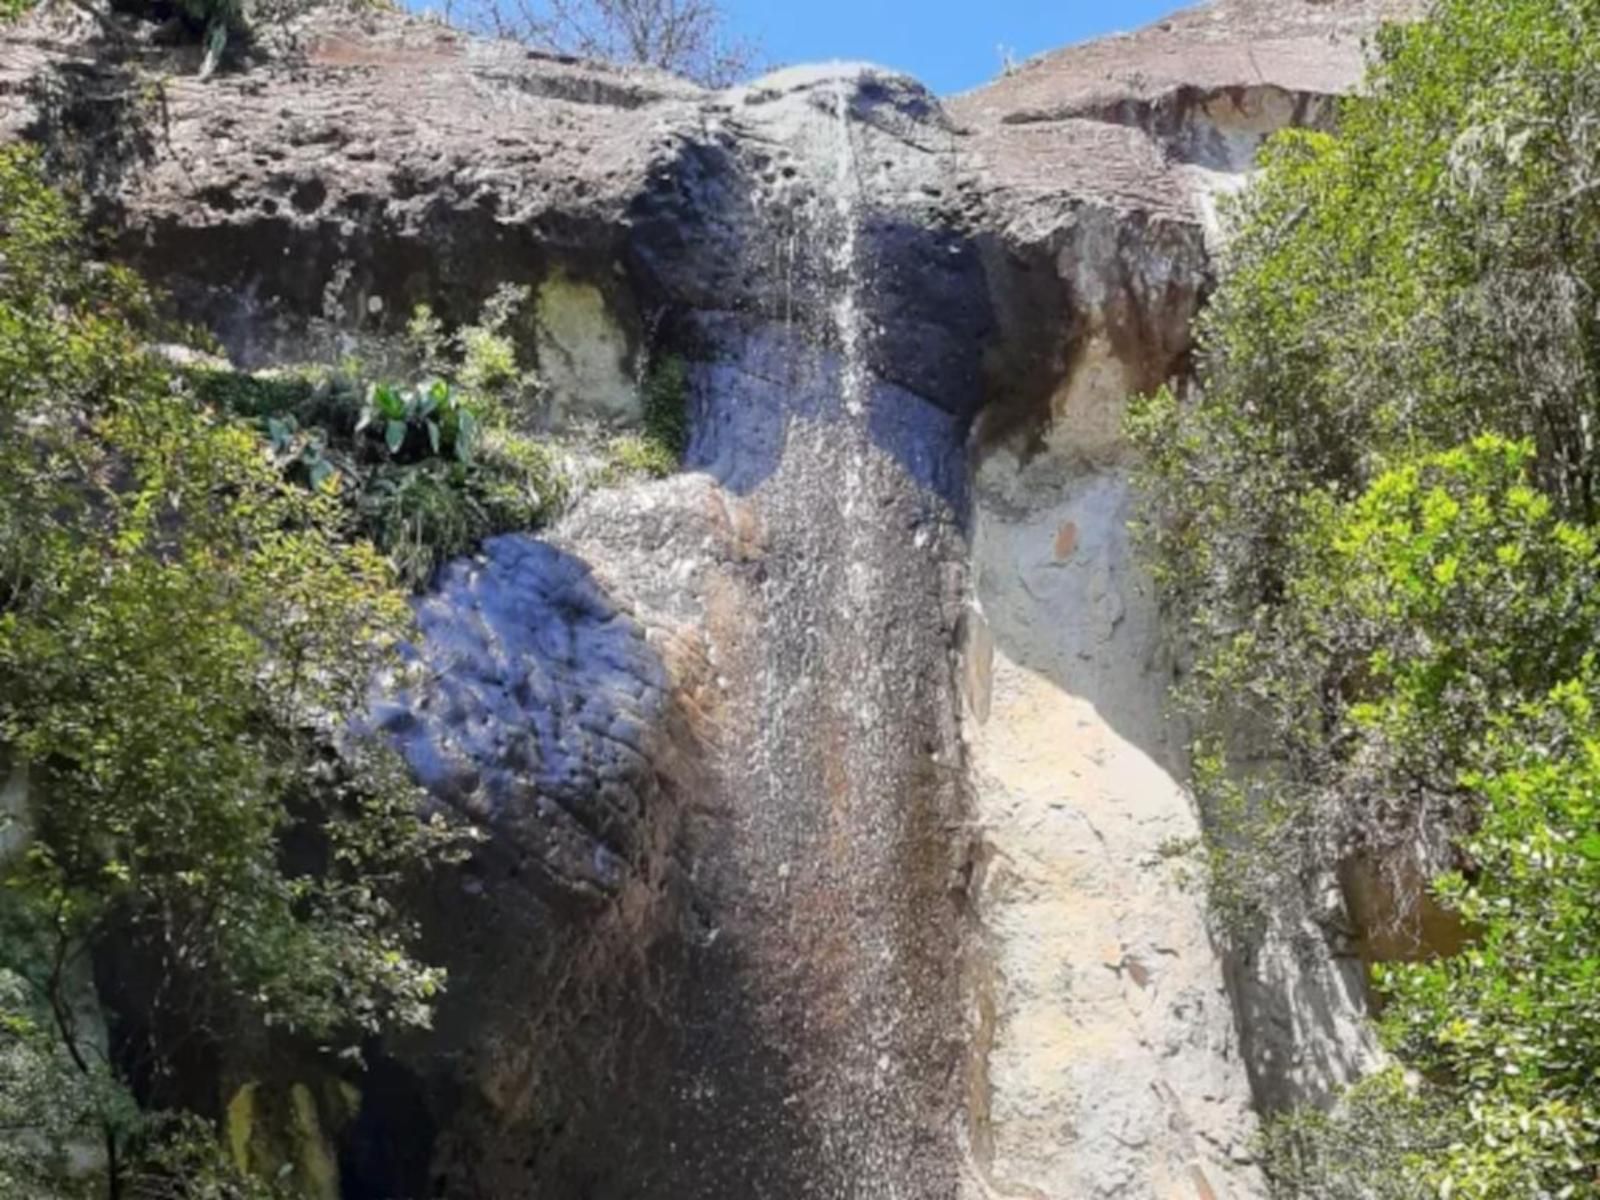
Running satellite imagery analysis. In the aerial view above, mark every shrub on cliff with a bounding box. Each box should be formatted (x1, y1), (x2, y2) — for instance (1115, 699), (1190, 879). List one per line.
(0, 144), (461, 1197)
(1128, 0), (1600, 1195)
(191, 361), (569, 589)
(181, 283), (564, 588)
(186, 289), (686, 590)
(1230, 440), (1600, 1197)
(1130, 0), (1600, 926)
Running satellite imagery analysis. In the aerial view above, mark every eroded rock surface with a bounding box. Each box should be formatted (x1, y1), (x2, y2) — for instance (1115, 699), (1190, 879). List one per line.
(0, 2), (1424, 1196)
(383, 538), (667, 899)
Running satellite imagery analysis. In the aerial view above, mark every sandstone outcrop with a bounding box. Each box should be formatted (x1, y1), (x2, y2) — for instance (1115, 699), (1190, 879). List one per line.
(0, 2), (1425, 1195)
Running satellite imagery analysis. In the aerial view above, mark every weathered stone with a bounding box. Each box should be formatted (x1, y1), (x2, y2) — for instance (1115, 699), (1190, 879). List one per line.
(946, 9), (1422, 1182)
(963, 447), (1262, 1199)
(534, 273), (641, 426)
(389, 535), (670, 899)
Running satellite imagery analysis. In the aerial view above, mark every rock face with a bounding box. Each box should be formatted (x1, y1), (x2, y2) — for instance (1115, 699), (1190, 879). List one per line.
(946, 5), (1426, 1186)
(1, 2), (1424, 1196)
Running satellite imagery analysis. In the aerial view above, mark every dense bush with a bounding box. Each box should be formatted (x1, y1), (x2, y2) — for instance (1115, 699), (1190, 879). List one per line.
(0, 144), (462, 1197)
(190, 359), (568, 590)
(1259, 1069), (1453, 1200)
(1130, 0), (1600, 917)
(186, 292), (687, 590)
(0, 135), (686, 1193)
(1128, 1), (1600, 1196)
(1378, 675), (1600, 1195)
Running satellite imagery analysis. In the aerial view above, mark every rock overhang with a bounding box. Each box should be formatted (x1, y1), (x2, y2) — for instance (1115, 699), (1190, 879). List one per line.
(0, 0), (1421, 438)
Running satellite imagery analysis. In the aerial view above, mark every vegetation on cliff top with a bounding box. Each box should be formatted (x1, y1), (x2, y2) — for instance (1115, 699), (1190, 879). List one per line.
(1130, 0), (1600, 1195)
(437, 0), (759, 86)
(3, 0), (758, 85)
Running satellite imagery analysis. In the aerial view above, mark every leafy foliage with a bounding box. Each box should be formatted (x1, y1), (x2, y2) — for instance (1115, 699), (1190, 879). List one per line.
(359, 378), (481, 463)
(191, 303), (686, 588)
(1169, 437), (1600, 931)
(1126, 2), (1600, 1196)
(0, 959), (116, 1200)
(1261, 1069), (1454, 1200)
(601, 355), (689, 482)
(1236, 443), (1600, 1198)
(1376, 677), (1600, 1196)
(0, 143), (458, 1195)
(189, 302), (567, 590)
(405, 284), (542, 427)
(1262, 678), (1600, 1200)
(1129, 0), (1600, 921)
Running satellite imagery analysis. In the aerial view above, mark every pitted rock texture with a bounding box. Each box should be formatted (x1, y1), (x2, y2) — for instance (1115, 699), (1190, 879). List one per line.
(379, 536), (669, 900)
(950, 0), (1426, 219)
(2, 3), (1424, 1197)
(0, 5), (697, 369)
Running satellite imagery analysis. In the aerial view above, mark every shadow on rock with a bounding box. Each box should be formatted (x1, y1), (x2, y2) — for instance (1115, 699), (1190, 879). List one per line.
(379, 536), (669, 904)
(22, 53), (158, 211)
(360, 535), (827, 1199)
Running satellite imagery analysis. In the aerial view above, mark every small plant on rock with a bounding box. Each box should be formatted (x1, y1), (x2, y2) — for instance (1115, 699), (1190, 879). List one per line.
(359, 378), (481, 464)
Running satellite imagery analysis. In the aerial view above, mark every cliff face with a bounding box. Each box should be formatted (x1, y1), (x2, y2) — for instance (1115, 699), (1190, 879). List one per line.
(0, 2), (1421, 1196)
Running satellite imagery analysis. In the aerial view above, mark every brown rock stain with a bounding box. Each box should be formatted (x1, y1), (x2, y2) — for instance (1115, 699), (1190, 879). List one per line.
(1339, 851), (1473, 1011)
(308, 35), (463, 69)
(1054, 521), (1079, 560)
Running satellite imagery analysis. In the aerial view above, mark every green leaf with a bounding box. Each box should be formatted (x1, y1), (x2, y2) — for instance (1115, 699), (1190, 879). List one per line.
(0, 144), (464, 1192)
(455, 408), (479, 464)
(414, 384), (439, 420)
(385, 420), (408, 455)
(374, 383), (405, 421)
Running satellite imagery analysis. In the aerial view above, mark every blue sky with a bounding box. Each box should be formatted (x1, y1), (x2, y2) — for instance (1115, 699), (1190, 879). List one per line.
(723, 1), (1186, 95)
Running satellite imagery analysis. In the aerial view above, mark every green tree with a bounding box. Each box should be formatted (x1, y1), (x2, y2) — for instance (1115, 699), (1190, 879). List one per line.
(1379, 676), (1600, 1197)
(1127, 1), (1600, 1195)
(1129, 0), (1600, 920)
(0, 144), (457, 1197)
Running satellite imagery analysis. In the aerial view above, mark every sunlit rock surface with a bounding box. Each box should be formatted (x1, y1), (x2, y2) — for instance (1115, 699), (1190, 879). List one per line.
(383, 536), (667, 899)
(1, 2), (1425, 1196)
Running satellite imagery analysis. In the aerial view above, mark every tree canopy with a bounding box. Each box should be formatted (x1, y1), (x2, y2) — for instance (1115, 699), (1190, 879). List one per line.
(0, 142), (461, 1198)
(1130, 0), (1600, 1194)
